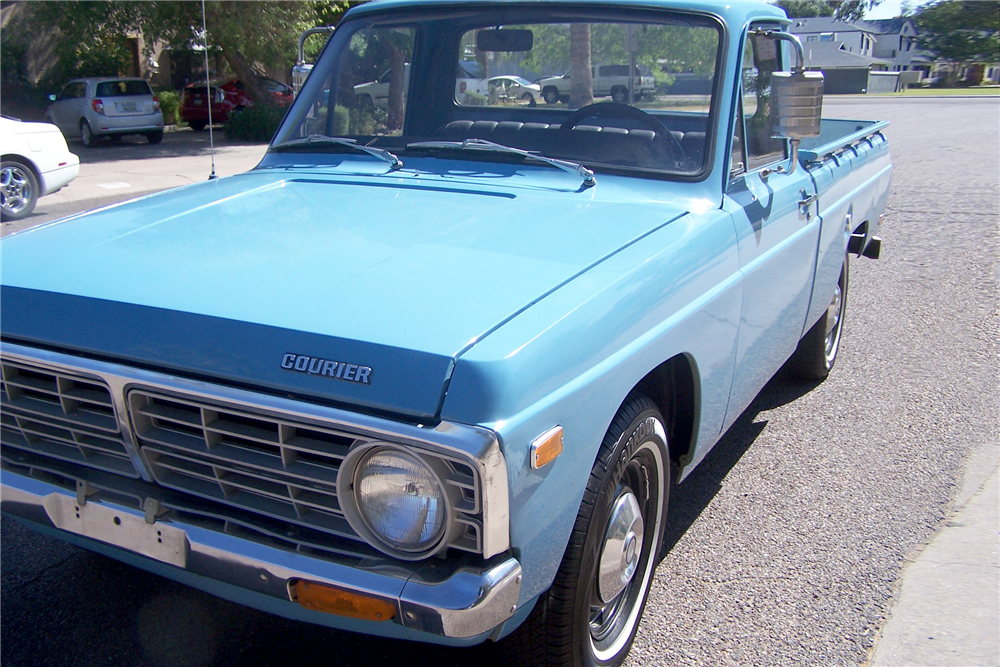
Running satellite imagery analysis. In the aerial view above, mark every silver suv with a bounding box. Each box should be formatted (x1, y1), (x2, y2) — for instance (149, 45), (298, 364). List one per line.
(44, 78), (165, 146)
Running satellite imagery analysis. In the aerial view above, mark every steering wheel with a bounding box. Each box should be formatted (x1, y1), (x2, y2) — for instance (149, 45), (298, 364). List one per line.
(560, 102), (687, 168)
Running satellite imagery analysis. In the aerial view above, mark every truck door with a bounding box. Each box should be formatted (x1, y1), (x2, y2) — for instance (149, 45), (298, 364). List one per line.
(721, 29), (821, 428)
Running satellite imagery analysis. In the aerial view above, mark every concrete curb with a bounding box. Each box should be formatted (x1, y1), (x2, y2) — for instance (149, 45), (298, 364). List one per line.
(869, 448), (1000, 667)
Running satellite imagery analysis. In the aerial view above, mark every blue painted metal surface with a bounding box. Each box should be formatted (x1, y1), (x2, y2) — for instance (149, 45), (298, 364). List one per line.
(0, 0), (891, 647)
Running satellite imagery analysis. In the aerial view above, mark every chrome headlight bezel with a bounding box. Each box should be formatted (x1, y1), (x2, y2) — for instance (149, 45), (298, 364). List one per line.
(338, 442), (459, 560)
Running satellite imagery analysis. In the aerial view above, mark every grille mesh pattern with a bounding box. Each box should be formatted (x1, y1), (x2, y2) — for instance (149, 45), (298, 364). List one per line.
(129, 390), (484, 553)
(0, 361), (137, 477)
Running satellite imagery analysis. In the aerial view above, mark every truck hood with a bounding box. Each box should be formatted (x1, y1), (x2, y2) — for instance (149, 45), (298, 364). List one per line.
(1, 160), (691, 419)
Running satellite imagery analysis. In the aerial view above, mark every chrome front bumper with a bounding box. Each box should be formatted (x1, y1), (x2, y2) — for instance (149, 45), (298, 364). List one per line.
(1, 469), (522, 641)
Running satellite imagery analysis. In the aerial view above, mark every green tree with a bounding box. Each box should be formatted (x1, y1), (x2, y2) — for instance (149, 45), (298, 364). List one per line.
(913, 0), (1000, 80)
(775, 0), (882, 19)
(24, 1), (360, 105)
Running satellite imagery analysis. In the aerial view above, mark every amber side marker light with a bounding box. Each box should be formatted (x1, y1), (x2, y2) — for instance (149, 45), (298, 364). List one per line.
(289, 580), (396, 621)
(531, 425), (563, 469)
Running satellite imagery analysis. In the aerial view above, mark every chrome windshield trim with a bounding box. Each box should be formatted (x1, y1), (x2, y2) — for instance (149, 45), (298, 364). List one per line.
(0, 342), (510, 558)
(1, 471), (521, 639)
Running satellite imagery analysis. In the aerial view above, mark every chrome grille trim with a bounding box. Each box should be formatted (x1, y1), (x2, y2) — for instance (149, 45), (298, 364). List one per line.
(1, 360), (139, 478)
(130, 389), (485, 552)
(0, 342), (511, 559)
(2, 360), (118, 432)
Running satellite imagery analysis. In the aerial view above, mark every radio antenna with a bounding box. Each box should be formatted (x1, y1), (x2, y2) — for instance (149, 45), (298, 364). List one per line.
(201, 0), (217, 180)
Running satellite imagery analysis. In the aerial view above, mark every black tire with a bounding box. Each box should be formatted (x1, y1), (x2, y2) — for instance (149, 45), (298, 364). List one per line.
(787, 255), (849, 380)
(0, 159), (39, 221)
(147, 130), (164, 144)
(501, 394), (671, 667)
(80, 119), (95, 146)
(543, 87), (561, 105)
(521, 92), (537, 107)
(610, 86), (628, 104)
(188, 120), (207, 131)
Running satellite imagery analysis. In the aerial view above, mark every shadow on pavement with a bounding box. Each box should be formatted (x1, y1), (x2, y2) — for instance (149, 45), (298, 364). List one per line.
(661, 370), (822, 556)
(70, 128), (269, 165)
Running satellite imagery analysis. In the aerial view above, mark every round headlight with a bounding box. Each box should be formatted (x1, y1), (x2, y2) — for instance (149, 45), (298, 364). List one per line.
(353, 447), (448, 554)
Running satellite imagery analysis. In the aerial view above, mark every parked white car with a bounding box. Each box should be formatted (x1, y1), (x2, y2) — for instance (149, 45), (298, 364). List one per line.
(355, 61), (488, 109)
(0, 116), (79, 221)
(488, 75), (542, 105)
(44, 77), (164, 146)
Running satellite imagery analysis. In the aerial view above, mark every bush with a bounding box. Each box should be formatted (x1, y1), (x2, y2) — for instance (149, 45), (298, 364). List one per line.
(224, 104), (285, 142)
(155, 90), (180, 126)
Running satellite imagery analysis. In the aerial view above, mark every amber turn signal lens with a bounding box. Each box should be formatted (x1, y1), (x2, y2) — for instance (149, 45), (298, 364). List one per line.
(531, 425), (563, 469)
(290, 580), (396, 621)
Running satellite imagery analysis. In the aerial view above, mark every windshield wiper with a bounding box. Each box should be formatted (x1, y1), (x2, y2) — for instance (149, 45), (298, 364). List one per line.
(272, 135), (403, 170)
(406, 138), (596, 188)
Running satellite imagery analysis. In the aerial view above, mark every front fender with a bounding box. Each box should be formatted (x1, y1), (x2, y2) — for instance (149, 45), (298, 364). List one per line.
(442, 208), (743, 603)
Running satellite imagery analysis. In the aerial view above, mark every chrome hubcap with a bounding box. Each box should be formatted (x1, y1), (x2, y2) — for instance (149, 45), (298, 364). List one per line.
(824, 282), (843, 360)
(598, 492), (644, 603)
(0, 165), (32, 214)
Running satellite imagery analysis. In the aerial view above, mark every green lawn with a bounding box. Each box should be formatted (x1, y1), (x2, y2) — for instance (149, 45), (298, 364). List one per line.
(873, 86), (1000, 97)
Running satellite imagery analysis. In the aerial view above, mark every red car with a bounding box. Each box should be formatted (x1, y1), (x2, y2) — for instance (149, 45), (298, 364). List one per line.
(180, 77), (293, 130)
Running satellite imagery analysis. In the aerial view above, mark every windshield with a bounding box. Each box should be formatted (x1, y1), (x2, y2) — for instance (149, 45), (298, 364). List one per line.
(274, 6), (722, 177)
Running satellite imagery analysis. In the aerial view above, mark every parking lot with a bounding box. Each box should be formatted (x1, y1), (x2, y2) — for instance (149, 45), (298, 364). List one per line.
(1, 97), (998, 667)
(0, 128), (266, 237)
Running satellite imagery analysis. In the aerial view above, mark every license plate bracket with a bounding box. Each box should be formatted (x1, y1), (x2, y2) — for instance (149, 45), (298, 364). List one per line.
(44, 494), (188, 567)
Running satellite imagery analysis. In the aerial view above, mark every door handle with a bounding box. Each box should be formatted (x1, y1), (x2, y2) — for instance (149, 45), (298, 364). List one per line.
(798, 189), (818, 219)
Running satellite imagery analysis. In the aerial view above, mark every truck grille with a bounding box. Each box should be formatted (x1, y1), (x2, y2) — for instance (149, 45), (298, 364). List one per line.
(0, 361), (138, 477)
(130, 390), (363, 540)
(128, 390), (484, 554)
(0, 355), (488, 558)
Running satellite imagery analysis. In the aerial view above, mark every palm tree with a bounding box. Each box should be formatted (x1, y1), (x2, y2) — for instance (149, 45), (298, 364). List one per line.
(569, 23), (594, 107)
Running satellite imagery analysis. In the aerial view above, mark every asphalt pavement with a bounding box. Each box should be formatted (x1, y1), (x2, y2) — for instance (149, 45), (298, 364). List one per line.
(0, 127), (267, 237)
(1, 99), (998, 667)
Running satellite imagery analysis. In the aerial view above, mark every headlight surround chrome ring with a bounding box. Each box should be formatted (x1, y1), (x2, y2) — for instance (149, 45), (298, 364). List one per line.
(338, 442), (456, 560)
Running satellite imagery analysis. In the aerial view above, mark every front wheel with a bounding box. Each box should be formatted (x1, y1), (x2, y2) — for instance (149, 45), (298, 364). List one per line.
(0, 160), (39, 221)
(502, 394), (670, 667)
(543, 87), (560, 105)
(787, 255), (849, 380)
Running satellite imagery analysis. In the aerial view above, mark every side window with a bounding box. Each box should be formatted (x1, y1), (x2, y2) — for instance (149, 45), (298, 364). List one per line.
(739, 31), (786, 171)
(730, 104), (746, 177)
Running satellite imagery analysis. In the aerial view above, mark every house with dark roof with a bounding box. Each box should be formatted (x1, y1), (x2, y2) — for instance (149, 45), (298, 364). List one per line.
(790, 16), (931, 93)
(800, 41), (893, 93)
(866, 18), (928, 73)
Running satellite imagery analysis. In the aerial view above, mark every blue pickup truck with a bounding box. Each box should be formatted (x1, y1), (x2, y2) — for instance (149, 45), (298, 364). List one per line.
(0, 1), (889, 665)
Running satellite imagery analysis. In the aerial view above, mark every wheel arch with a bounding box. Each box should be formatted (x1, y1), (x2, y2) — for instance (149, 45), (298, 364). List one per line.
(631, 353), (698, 469)
(1, 154), (40, 179)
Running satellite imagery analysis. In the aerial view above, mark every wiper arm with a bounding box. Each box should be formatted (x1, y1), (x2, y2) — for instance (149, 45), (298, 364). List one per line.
(406, 138), (596, 188)
(272, 135), (402, 170)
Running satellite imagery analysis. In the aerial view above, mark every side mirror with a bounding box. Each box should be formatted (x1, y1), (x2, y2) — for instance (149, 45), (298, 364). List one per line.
(771, 70), (824, 140)
(753, 29), (824, 175)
